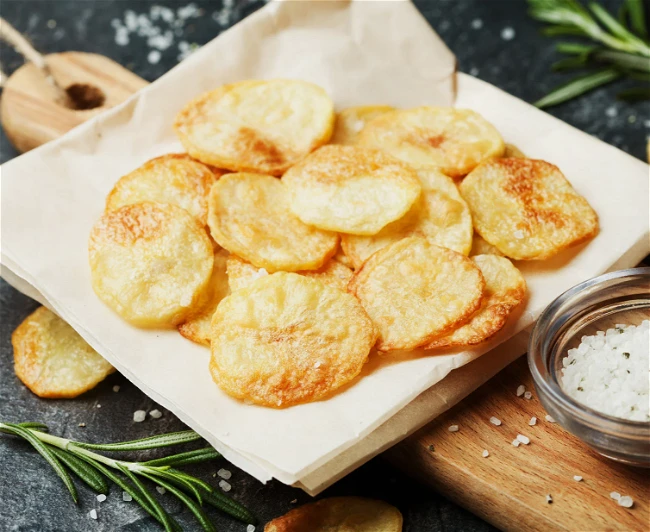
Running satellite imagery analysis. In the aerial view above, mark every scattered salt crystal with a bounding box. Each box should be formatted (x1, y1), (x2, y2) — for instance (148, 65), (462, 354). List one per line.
(78, 423), (86, 427)
(156, 486), (166, 494)
(513, 230), (524, 239)
(546, 494), (553, 504)
(123, 491), (133, 502)
(501, 27), (516, 41)
(217, 468), (232, 480)
(605, 106), (618, 118)
(314, 361), (322, 369)
(618, 495), (634, 508)
(448, 425), (459, 432)
(512, 439), (520, 447)
(247, 525), (256, 532)
(47, 19), (57, 29)
(115, 26), (130, 46)
(96, 404), (101, 409)
(610, 491), (621, 500)
(113, 385), (120, 392)
(89, 509), (98, 520)
(545, 415), (556, 423)
(469, 67), (479, 76)
(573, 475), (582, 482)
(148, 50), (161, 64)
(482, 449), (489, 458)
(516, 385), (525, 397)
(644, 119), (650, 128)
(97, 494), (107, 502)
(524, 391), (533, 400)
(149, 409), (162, 419)
(218, 480), (231, 492)
(133, 410), (146, 423)
(517, 434), (530, 445)
(529, 417), (537, 426)
(489, 416), (502, 426)
(471, 19), (483, 29)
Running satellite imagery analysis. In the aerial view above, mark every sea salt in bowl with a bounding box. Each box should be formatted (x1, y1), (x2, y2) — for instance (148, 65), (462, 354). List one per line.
(528, 267), (650, 467)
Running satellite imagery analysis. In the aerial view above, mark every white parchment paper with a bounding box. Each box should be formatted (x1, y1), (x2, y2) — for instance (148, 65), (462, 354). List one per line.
(1, 0), (648, 490)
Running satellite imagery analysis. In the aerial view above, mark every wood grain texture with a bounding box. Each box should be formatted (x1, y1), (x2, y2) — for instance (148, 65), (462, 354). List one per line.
(386, 356), (649, 532)
(1, 51), (147, 152)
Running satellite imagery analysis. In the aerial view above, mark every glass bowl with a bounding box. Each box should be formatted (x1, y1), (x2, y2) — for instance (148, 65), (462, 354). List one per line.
(528, 267), (650, 467)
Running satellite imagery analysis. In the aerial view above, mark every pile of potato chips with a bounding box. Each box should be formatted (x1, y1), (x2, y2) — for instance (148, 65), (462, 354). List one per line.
(16, 79), (602, 405)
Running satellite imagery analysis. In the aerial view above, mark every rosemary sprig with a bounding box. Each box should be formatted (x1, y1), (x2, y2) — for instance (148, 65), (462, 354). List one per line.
(529, 0), (650, 107)
(0, 421), (257, 529)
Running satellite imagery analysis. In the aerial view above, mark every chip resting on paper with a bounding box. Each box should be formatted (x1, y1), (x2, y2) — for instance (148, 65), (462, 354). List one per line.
(282, 145), (421, 235)
(359, 107), (505, 177)
(12, 307), (115, 398)
(460, 158), (599, 260)
(174, 79), (335, 175)
(207, 173), (339, 272)
(210, 273), (376, 408)
(89, 202), (214, 327)
(349, 237), (485, 351)
(178, 249), (230, 346)
(331, 105), (395, 145)
(264, 496), (403, 532)
(426, 255), (526, 349)
(105, 154), (225, 227)
(341, 168), (472, 269)
(226, 254), (353, 293)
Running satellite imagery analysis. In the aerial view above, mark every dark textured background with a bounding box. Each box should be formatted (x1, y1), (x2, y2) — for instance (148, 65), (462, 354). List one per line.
(0, 1), (647, 531)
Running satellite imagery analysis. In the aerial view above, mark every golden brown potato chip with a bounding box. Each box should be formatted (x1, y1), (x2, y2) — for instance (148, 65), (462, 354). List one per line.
(341, 168), (472, 268)
(174, 79), (334, 176)
(89, 202), (214, 327)
(210, 272), (376, 407)
(105, 154), (225, 227)
(359, 107), (505, 177)
(178, 249), (230, 346)
(349, 237), (485, 351)
(504, 143), (526, 158)
(264, 497), (403, 532)
(12, 307), (114, 398)
(207, 173), (339, 272)
(282, 145), (421, 235)
(426, 255), (526, 349)
(470, 234), (503, 257)
(333, 245), (354, 269)
(331, 105), (395, 145)
(460, 158), (599, 260)
(226, 254), (353, 292)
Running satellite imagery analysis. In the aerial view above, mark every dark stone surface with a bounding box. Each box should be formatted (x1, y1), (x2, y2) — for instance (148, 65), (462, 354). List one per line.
(0, 1), (645, 531)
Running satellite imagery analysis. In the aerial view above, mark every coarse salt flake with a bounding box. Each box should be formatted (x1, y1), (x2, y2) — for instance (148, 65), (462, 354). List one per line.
(314, 360), (322, 368)
(471, 18), (483, 29)
(448, 425), (459, 432)
(524, 391), (533, 400)
(149, 409), (162, 419)
(517, 434), (530, 445)
(501, 27), (516, 40)
(156, 486), (166, 494)
(133, 410), (146, 422)
(545, 415), (556, 423)
(618, 495), (634, 508)
(219, 480), (231, 492)
(123, 491), (133, 502)
(610, 491), (621, 501)
(516, 385), (525, 397)
(489, 416), (502, 426)
(573, 475), (583, 482)
(148, 50), (162, 64)
(89, 509), (98, 520)
(529, 417), (537, 426)
(217, 468), (232, 480)
(97, 494), (107, 502)
(512, 439), (520, 447)
(96, 404), (101, 408)
(482, 449), (489, 458)
(247, 525), (256, 532)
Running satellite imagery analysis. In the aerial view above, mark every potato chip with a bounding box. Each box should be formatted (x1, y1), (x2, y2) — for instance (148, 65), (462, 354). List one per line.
(341, 168), (472, 268)
(264, 497), (403, 532)
(12, 307), (114, 398)
(226, 254), (353, 292)
(460, 158), (599, 260)
(282, 145), (421, 235)
(504, 143), (526, 158)
(333, 245), (354, 269)
(178, 249), (230, 346)
(349, 237), (485, 351)
(89, 202), (214, 327)
(331, 105), (395, 145)
(470, 234), (503, 257)
(426, 255), (526, 349)
(359, 107), (505, 177)
(174, 79), (334, 175)
(105, 154), (225, 226)
(207, 173), (339, 272)
(210, 272), (376, 407)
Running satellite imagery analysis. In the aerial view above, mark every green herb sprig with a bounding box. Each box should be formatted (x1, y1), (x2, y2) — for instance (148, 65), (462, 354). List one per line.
(528, 0), (650, 107)
(0, 422), (256, 531)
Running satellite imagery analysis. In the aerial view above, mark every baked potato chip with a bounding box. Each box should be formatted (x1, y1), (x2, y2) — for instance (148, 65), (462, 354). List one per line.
(342, 168), (472, 268)
(174, 79), (334, 175)
(227, 254), (353, 292)
(89, 202), (214, 327)
(207, 173), (338, 272)
(349, 237), (485, 351)
(282, 145), (421, 235)
(12, 307), (114, 398)
(359, 107), (505, 177)
(105, 154), (225, 226)
(426, 255), (526, 349)
(331, 105), (395, 145)
(470, 234), (503, 256)
(460, 158), (599, 260)
(178, 249), (230, 346)
(264, 496), (403, 532)
(504, 143), (526, 158)
(210, 272), (376, 407)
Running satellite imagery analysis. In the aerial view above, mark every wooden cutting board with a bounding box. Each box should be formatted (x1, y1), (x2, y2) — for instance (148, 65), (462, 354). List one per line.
(2, 53), (647, 532)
